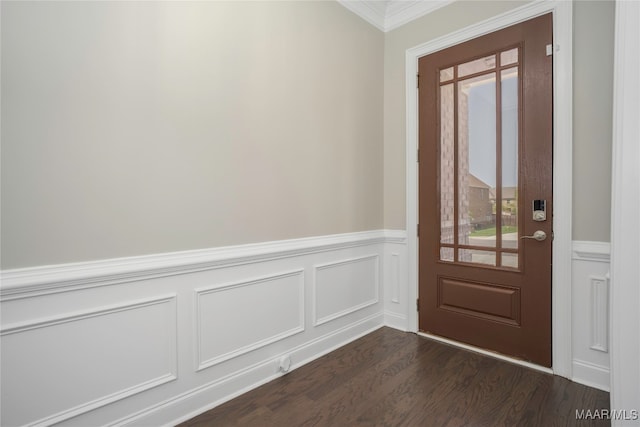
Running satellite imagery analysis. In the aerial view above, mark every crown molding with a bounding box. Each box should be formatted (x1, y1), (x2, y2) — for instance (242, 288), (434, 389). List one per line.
(338, 0), (387, 31)
(337, 0), (454, 32)
(385, 0), (455, 31)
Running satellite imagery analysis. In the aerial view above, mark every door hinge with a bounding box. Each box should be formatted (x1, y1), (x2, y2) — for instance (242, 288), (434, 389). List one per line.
(416, 73), (420, 89)
(416, 298), (420, 311)
(416, 148), (420, 163)
(546, 44), (553, 56)
(417, 223), (420, 237)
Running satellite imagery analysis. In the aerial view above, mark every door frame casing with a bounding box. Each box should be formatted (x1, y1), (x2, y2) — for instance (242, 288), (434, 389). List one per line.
(405, 1), (573, 378)
(610, 0), (640, 420)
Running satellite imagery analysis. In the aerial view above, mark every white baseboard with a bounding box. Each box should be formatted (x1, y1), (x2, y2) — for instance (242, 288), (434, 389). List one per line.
(572, 359), (610, 392)
(384, 311), (408, 332)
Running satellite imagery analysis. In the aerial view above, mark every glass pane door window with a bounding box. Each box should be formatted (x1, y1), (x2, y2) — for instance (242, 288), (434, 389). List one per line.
(439, 47), (520, 269)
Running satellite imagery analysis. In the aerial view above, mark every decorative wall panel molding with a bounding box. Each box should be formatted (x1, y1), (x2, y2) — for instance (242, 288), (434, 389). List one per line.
(390, 253), (400, 303)
(590, 275), (609, 353)
(195, 270), (305, 371)
(383, 234), (408, 332)
(0, 295), (177, 426)
(571, 241), (611, 391)
(2, 233), (611, 423)
(1, 231), (395, 426)
(313, 255), (380, 326)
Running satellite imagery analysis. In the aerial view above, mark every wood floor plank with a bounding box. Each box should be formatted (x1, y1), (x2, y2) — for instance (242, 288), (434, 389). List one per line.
(178, 327), (610, 427)
(271, 329), (430, 426)
(334, 338), (451, 425)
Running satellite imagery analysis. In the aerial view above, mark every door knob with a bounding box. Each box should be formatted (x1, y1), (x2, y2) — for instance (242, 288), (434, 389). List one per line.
(521, 230), (547, 241)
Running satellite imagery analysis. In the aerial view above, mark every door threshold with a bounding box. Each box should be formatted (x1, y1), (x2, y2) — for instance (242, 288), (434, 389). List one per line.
(417, 332), (553, 375)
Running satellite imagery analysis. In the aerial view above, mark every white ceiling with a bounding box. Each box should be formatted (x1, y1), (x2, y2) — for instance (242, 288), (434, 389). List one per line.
(337, 0), (454, 32)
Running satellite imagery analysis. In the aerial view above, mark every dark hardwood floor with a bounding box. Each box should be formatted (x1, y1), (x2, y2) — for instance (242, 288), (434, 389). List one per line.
(179, 327), (610, 426)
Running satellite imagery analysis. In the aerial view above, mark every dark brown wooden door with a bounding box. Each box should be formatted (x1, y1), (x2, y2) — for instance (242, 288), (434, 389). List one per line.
(418, 14), (553, 367)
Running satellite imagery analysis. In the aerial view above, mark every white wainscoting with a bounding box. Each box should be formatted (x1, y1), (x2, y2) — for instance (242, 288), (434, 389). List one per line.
(385, 236), (611, 392)
(314, 255), (379, 326)
(0, 230), (401, 427)
(195, 270), (305, 371)
(387, 235), (611, 391)
(0, 232), (610, 426)
(572, 241), (611, 391)
(383, 230), (409, 331)
(1, 295), (178, 427)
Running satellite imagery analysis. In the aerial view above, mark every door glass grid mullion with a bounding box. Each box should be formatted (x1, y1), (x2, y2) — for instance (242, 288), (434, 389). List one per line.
(495, 52), (504, 267)
(438, 47), (521, 270)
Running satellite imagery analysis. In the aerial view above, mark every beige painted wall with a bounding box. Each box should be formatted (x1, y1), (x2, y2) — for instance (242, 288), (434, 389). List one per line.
(1, 1), (384, 269)
(383, 0), (614, 243)
(572, 0), (614, 242)
(1, 0), (615, 269)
